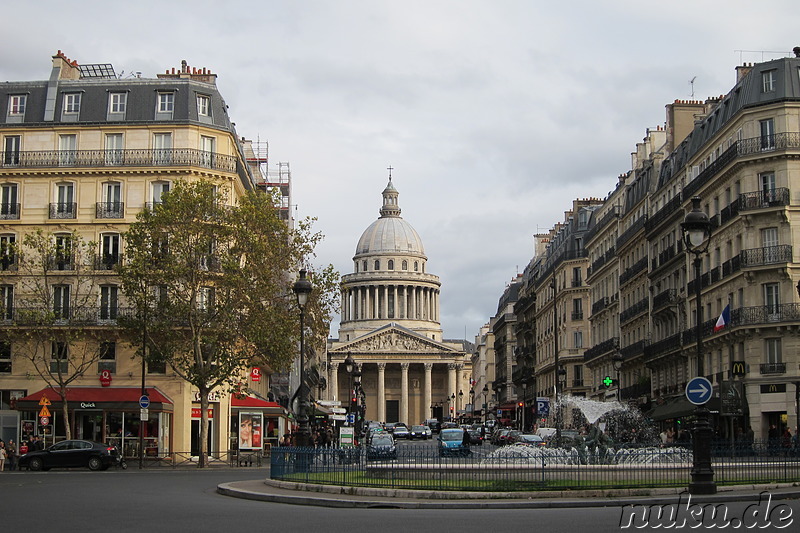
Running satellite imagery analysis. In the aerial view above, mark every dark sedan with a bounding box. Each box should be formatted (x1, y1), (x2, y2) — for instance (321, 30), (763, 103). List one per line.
(366, 433), (397, 461)
(18, 439), (120, 471)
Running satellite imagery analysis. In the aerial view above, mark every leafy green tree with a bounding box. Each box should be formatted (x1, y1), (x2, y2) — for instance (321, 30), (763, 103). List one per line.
(9, 229), (106, 440)
(118, 180), (337, 466)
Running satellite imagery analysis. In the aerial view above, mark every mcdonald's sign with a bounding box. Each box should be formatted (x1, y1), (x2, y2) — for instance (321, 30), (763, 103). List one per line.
(760, 383), (787, 394)
(731, 361), (746, 377)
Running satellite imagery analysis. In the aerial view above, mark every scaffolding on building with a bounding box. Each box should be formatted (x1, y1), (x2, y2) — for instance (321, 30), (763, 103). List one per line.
(242, 138), (293, 225)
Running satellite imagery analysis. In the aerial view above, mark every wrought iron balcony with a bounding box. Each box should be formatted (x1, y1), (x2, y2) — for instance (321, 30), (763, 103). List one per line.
(571, 310), (584, 320)
(49, 202), (76, 219)
(738, 188), (790, 211)
(620, 298), (648, 324)
(759, 362), (786, 375)
(0, 203), (20, 220)
(96, 202), (125, 219)
(652, 289), (677, 312)
(94, 254), (122, 270)
(0, 148), (237, 172)
(740, 245), (793, 267)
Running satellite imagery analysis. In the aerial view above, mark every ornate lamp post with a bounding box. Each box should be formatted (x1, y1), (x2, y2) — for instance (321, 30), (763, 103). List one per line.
(292, 269), (313, 448)
(469, 389), (475, 423)
(552, 276), (562, 444)
(482, 385), (489, 425)
(556, 366), (566, 443)
(458, 390), (464, 423)
(612, 350), (624, 403)
(682, 196), (716, 495)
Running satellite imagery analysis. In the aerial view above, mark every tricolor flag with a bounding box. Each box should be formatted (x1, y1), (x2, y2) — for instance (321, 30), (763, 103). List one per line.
(714, 304), (731, 332)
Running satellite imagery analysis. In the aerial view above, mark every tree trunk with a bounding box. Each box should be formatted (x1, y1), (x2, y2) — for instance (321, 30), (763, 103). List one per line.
(59, 388), (72, 440)
(199, 385), (209, 468)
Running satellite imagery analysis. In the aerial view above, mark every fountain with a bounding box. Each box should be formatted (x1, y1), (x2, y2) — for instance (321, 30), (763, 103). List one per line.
(483, 395), (690, 466)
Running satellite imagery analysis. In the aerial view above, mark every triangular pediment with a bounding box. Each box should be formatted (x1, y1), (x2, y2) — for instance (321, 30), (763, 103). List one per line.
(331, 324), (460, 355)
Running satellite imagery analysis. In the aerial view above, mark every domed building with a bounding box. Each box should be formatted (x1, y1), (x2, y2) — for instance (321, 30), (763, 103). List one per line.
(326, 179), (470, 426)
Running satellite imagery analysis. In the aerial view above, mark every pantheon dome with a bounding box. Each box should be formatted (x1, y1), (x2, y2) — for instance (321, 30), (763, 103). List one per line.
(355, 180), (426, 258)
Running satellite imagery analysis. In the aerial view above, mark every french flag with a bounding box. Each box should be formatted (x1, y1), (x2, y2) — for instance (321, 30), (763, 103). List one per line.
(714, 304), (731, 332)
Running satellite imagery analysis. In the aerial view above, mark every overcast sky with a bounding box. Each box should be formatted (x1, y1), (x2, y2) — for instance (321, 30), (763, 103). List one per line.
(3, 1), (799, 341)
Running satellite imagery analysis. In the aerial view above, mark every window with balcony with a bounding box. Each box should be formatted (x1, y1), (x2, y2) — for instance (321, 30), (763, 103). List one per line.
(53, 285), (70, 320)
(761, 338), (784, 374)
(1, 183), (19, 219)
(58, 134), (77, 166)
(99, 285), (118, 321)
(3, 135), (21, 165)
(200, 135), (215, 168)
(764, 283), (780, 316)
(0, 341), (10, 373)
(150, 180), (170, 208)
(98, 341), (116, 374)
(104, 134), (124, 166)
(760, 118), (775, 150)
(0, 284), (12, 321)
(0, 234), (15, 270)
(53, 234), (73, 270)
(153, 133), (172, 165)
(198, 286), (215, 310)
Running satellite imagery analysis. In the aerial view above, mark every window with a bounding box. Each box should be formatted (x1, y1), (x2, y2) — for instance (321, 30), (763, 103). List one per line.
(762, 70), (775, 93)
(573, 331), (583, 349)
(50, 342), (69, 374)
(764, 283), (780, 315)
(414, 261), (419, 272)
(3, 135), (21, 165)
(388, 260), (394, 270)
(153, 133), (172, 164)
(99, 181), (122, 218)
(109, 93), (127, 114)
(63, 93), (81, 114)
(374, 260), (380, 270)
(0, 284), (12, 320)
(0, 341), (10, 373)
(53, 234), (73, 270)
(362, 260), (367, 271)
(147, 343), (167, 374)
(198, 286), (215, 310)
(100, 234), (120, 269)
(760, 172), (776, 203)
(760, 118), (775, 150)
(104, 134), (124, 165)
(1, 183), (19, 219)
(8, 95), (26, 115)
(99, 285), (118, 321)
(157, 92), (174, 113)
(200, 136), (214, 168)
(572, 298), (583, 320)
(0, 234), (15, 270)
(58, 134), (77, 166)
(197, 95), (210, 116)
(53, 285), (70, 319)
(761, 228), (778, 249)
(151, 181), (170, 208)
(98, 341), (116, 373)
(572, 266), (582, 286)
(766, 338), (781, 364)
(402, 260), (408, 270)
(150, 285), (168, 308)
(52, 183), (75, 219)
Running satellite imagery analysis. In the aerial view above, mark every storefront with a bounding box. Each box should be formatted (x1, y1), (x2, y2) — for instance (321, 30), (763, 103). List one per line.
(15, 387), (173, 457)
(229, 396), (289, 451)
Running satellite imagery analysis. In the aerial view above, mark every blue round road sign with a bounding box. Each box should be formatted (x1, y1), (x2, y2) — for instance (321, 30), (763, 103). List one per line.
(139, 395), (151, 409)
(685, 377), (713, 405)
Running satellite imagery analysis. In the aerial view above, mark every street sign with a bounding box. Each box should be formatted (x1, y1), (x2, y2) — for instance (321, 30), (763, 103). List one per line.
(39, 395), (51, 406)
(686, 377), (713, 405)
(138, 395), (150, 409)
(329, 407), (346, 414)
(329, 414), (346, 421)
(731, 361), (746, 377)
(346, 413), (355, 424)
(720, 381), (743, 416)
(140, 408), (149, 421)
(318, 400), (342, 407)
(40, 416), (49, 426)
(536, 397), (550, 417)
(38, 406), (51, 418)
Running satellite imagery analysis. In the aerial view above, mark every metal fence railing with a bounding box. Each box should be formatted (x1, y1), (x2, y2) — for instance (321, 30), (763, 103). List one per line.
(270, 441), (800, 492)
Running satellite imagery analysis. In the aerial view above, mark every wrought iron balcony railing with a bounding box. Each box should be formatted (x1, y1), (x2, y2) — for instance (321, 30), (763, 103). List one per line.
(0, 148), (237, 173)
(96, 202), (124, 219)
(0, 203), (20, 220)
(49, 202), (76, 219)
(740, 245), (793, 267)
(759, 362), (786, 375)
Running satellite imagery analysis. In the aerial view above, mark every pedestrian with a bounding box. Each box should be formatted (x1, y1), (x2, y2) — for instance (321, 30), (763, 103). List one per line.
(6, 440), (16, 471)
(0, 441), (6, 472)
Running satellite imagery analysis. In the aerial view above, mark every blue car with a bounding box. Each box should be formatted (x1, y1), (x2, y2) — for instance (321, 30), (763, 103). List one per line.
(438, 428), (471, 457)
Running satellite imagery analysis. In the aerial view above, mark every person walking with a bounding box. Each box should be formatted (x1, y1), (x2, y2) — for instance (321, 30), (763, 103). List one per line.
(0, 441), (6, 472)
(6, 440), (16, 471)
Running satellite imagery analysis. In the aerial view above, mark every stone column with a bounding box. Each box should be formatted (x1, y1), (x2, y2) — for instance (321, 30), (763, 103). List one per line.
(382, 285), (388, 320)
(376, 362), (386, 423)
(392, 286), (398, 320)
(410, 286), (416, 320)
(400, 362), (410, 425)
(424, 363), (433, 420)
(447, 363), (457, 418)
(328, 362), (339, 401)
(365, 285), (371, 319)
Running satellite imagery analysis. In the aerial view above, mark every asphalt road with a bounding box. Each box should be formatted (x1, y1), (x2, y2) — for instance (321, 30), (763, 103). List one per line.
(1, 445), (798, 533)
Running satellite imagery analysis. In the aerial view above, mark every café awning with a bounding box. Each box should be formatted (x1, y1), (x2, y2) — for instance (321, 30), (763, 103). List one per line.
(15, 387), (173, 411)
(231, 395), (288, 416)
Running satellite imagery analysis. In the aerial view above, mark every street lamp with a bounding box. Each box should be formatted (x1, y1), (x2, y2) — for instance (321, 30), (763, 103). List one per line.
(612, 350), (624, 403)
(556, 366), (566, 443)
(552, 276), (562, 444)
(681, 196), (716, 495)
(450, 393), (456, 422)
(521, 382), (528, 431)
(292, 269), (313, 448)
(458, 390), (463, 423)
(482, 385), (489, 425)
(469, 389), (475, 423)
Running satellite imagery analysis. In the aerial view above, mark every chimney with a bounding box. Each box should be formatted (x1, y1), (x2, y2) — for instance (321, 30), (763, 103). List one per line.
(52, 50), (80, 80)
(794, 46), (800, 58)
(157, 60), (218, 85)
(736, 62), (754, 83)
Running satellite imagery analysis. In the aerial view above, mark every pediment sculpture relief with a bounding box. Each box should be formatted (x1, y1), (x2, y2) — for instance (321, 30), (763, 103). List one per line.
(355, 331), (434, 352)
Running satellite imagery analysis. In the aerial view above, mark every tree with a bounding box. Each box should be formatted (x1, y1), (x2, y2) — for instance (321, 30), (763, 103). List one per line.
(118, 179), (337, 467)
(7, 229), (107, 440)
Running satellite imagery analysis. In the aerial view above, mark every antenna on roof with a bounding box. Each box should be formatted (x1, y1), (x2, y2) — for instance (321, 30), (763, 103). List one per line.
(689, 76), (696, 98)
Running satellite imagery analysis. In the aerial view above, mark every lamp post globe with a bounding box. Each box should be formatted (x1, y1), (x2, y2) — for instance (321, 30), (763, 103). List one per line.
(681, 197), (716, 495)
(292, 269), (313, 448)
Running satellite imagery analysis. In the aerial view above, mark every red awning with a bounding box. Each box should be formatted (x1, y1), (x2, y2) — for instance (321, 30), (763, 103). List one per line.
(231, 396), (281, 409)
(15, 387), (173, 411)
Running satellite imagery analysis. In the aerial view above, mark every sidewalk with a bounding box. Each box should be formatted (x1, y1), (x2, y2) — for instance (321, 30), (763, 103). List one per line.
(217, 478), (800, 509)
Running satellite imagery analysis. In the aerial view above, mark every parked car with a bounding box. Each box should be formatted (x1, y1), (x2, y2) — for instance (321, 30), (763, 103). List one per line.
(491, 428), (512, 446)
(18, 439), (120, 471)
(366, 433), (397, 461)
(392, 425), (410, 439)
(467, 429), (484, 445)
(438, 428), (471, 457)
(410, 425), (431, 439)
(424, 419), (441, 434)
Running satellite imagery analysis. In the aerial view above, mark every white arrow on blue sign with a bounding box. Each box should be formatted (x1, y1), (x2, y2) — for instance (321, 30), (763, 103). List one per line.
(346, 413), (355, 424)
(685, 377), (713, 405)
(138, 395), (150, 409)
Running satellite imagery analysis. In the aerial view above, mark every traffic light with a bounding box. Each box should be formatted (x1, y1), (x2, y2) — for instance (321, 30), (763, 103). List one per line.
(517, 402), (524, 408)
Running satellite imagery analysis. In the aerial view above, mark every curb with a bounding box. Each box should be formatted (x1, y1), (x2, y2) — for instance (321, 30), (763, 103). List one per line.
(217, 479), (800, 509)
